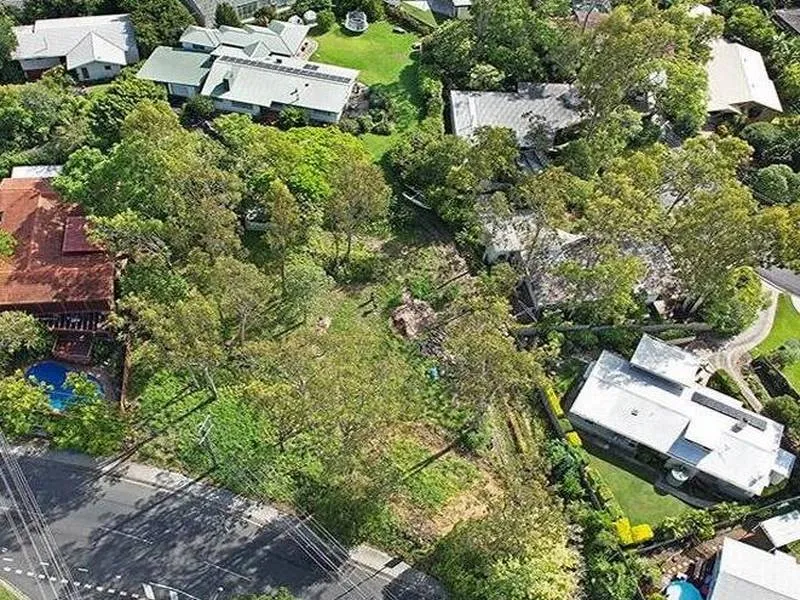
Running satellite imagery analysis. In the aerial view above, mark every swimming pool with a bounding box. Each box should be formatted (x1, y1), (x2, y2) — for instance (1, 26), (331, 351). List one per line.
(25, 361), (105, 411)
(665, 580), (703, 600)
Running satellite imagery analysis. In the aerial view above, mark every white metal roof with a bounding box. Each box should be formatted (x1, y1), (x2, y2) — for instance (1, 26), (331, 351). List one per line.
(450, 84), (582, 147)
(709, 538), (800, 600)
(707, 38), (782, 114)
(200, 54), (358, 115)
(66, 32), (128, 69)
(760, 511), (800, 549)
(12, 14), (138, 65)
(181, 21), (310, 57)
(569, 337), (793, 496)
(9, 165), (62, 178)
(631, 334), (700, 387)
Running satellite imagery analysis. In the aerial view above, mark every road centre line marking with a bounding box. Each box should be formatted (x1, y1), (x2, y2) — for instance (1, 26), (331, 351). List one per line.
(98, 526), (153, 545)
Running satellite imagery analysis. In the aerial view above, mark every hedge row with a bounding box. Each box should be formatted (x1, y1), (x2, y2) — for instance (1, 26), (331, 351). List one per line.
(615, 518), (655, 546)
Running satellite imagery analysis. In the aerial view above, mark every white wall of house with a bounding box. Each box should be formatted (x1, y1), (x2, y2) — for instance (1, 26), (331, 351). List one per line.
(74, 61), (121, 82)
(306, 108), (339, 124)
(181, 41), (216, 52)
(18, 56), (61, 74)
(213, 98), (261, 116)
(168, 82), (199, 97)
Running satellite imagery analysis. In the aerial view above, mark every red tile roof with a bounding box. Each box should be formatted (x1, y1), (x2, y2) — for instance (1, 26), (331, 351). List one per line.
(0, 178), (114, 313)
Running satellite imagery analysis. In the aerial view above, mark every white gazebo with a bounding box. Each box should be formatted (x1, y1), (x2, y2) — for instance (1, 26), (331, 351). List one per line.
(344, 10), (368, 33)
(303, 9), (317, 24)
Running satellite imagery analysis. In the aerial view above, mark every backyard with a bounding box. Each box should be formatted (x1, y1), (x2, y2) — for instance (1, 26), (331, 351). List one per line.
(754, 293), (800, 391)
(311, 22), (424, 159)
(587, 449), (690, 525)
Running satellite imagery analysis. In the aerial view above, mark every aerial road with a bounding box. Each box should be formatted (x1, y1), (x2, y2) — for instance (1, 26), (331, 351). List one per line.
(0, 453), (443, 600)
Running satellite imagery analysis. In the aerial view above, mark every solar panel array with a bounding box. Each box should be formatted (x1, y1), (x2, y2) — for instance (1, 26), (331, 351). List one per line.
(218, 55), (353, 84)
(691, 391), (768, 431)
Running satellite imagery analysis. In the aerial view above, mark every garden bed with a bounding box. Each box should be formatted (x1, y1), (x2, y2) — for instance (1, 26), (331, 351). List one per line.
(754, 293), (800, 392)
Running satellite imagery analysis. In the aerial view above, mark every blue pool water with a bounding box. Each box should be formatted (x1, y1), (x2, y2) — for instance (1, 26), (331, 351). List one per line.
(665, 580), (703, 600)
(25, 361), (105, 411)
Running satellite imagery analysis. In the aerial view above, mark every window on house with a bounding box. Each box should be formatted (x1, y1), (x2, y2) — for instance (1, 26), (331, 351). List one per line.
(104, 65), (112, 71)
(80, 67), (89, 79)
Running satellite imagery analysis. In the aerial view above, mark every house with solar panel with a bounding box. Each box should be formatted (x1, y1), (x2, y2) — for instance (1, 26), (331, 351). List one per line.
(137, 21), (359, 124)
(567, 334), (796, 499)
(11, 14), (139, 82)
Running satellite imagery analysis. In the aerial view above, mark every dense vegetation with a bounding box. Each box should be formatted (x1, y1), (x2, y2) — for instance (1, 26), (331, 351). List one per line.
(0, 0), (798, 598)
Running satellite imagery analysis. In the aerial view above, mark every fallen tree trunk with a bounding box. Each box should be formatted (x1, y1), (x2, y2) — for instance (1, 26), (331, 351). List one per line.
(515, 321), (713, 337)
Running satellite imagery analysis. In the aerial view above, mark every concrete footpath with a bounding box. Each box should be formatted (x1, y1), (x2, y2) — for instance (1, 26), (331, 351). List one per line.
(7, 444), (447, 599)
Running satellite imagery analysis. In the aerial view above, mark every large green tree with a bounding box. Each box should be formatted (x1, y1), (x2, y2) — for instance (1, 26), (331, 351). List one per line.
(431, 488), (581, 600)
(117, 0), (196, 58)
(0, 373), (50, 439)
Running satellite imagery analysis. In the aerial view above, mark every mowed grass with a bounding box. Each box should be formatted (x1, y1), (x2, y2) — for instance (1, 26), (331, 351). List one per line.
(0, 583), (21, 600)
(754, 293), (800, 390)
(587, 450), (689, 526)
(312, 22), (424, 160)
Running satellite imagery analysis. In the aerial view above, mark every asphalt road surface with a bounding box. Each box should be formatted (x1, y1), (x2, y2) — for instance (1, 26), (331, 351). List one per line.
(0, 455), (437, 600)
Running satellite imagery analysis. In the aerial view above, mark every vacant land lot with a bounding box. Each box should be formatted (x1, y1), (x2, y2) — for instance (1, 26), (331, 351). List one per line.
(754, 293), (800, 390)
(587, 450), (689, 526)
(312, 22), (424, 159)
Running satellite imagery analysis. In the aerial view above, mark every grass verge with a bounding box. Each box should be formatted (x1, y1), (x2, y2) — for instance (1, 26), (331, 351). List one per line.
(754, 293), (800, 390)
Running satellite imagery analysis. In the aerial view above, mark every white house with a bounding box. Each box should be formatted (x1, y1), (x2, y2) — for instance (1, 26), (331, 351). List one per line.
(137, 21), (358, 123)
(12, 14), (139, 82)
(706, 38), (783, 119)
(199, 54), (358, 123)
(568, 335), (796, 499)
(708, 538), (800, 600)
(179, 21), (312, 57)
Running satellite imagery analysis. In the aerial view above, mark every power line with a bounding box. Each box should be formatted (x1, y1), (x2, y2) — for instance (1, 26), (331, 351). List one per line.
(197, 374), (413, 600)
(0, 431), (82, 600)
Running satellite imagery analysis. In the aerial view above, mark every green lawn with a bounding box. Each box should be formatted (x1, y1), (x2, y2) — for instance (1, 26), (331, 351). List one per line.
(312, 22), (424, 160)
(400, 1), (439, 27)
(754, 293), (800, 390)
(0, 583), (21, 600)
(587, 450), (690, 526)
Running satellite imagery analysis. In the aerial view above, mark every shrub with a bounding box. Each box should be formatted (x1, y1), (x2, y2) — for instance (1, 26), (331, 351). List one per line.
(707, 370), (746, 403)
(544, 384), (565, 418)
(615, 518), (633, 545)
(278, 106), (309, 129)
(558, 417), (573, 433)
(657, 509), (715, 541)
(631, 523), (654, 544)
(356, 114), (374, 133)
(372, 120), (394, 136)
(769, 339), (800, 368)
(180, 95), (215, 127)
(338, 117), (361, 135)
(315, 9), (336, 33)
(565, 431), (582, 447)
(215, 3), (242, 27)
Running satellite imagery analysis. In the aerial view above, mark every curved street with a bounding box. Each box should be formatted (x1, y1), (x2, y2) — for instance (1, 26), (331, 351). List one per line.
(0, 450), (444, 600)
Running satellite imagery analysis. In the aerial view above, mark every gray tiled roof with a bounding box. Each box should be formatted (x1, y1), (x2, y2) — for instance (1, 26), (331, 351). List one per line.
(776, 8), (800, 35)
(450, 83), (583, 147)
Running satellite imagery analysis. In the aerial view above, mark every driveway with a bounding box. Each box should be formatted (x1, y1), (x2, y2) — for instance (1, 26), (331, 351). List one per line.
(706, 280), (780, 411)
(0, 451), (445, 600)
